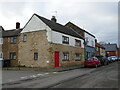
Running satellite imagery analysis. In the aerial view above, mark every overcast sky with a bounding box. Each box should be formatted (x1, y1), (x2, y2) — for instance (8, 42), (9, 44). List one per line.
(0, 0), (118, 44)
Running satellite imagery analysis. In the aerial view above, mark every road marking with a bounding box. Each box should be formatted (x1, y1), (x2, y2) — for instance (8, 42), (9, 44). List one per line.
(44, 73), (49, 75)
(30, 75), (37, 78)
(9, 79), (14, 82)
(37, 74), (44, 76)
(20, 76), (28, 79)
(53, 72), (57, 74)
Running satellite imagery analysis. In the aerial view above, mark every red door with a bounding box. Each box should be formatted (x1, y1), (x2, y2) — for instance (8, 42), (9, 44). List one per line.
(54, 52), (59, 67)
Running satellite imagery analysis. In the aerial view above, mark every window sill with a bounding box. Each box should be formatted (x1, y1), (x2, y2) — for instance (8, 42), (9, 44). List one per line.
(10, 43), (17, 44)
(10, 59), (16, 60)
(23, 41), (27, 42)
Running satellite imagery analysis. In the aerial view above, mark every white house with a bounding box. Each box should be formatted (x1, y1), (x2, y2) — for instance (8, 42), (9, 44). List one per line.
(18, 14), (85, 68)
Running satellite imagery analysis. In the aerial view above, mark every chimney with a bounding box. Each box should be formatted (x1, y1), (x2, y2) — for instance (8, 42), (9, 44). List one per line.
(95, 39), (97, 43)
(51, 16), (57, 23)
(16, 22), (20, 29)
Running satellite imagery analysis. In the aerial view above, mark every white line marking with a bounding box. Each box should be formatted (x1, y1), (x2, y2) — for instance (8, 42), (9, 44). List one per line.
(9, 79), (14, 82)
(20, 76), (28, 79)
(30, 75), (37, 78)
(44, 73), (49, 75)
(37, 74), (44, 76)
(53, 72), (57, 74)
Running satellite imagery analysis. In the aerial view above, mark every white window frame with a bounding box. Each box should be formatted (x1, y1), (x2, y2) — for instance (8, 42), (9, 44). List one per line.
(0, 38), (3, 44)
(62, 52), (69, 60)
(23, 35), (27, 42)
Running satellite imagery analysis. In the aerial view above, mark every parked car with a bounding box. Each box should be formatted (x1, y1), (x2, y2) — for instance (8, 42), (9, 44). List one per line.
(107, 57), (113, 63)
(96, 56), (109, 65)
(84, 57), (101, 68)
(110, 56), (117, 62)
(102, 56), (109, 65)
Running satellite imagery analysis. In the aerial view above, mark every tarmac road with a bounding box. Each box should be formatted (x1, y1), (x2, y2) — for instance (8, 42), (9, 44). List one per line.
(2, 62), (119, 89)
(51, 62), (119, 88)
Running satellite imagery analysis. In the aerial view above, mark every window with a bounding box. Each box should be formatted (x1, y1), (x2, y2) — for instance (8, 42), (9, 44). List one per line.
(0, 38), (3, 44)
(0, 52), (2, 58)
(34, 52), (38, 60)
(62, 36), (69, 44)
(23, 35), (27, 41)
(75, 53), (82, 60)
(10, 37), (17, 43)
(91, 41), (94, 47)
(75, 39), (81, 46)
(85, 37), (89, 45)
(62, 52), (69, 60)
(10, 53), (16, 59)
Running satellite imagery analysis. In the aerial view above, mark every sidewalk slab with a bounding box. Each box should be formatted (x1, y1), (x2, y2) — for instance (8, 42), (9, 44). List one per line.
(1, 65), (84, 72)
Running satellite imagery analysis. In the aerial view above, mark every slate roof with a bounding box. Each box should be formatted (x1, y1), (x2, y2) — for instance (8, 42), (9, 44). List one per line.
(34, 14), (84, 40)
(0, 26), (4, 30)
(102, 44), (117, 51)
(3, 28), (23, 37)
(96, 42), (105, 49)
(65, 22), (95, 38)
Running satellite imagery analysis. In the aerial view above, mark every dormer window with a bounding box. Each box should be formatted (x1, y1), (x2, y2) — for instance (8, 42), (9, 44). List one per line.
(62, 36), (69, 44)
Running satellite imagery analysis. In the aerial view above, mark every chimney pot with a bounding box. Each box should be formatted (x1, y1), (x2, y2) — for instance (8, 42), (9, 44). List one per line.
(16, 22), (20, 29)
(51, 16), (57, 23)
(95, 39), (97, 43)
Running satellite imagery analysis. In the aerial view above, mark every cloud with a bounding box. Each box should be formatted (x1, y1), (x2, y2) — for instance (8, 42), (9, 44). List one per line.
(0, 1), (118, 44)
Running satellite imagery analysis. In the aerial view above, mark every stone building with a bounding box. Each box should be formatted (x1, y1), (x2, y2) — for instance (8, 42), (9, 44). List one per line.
(102, 43), (119, 57)
(95, 39), (105, 56)
(0, 26), (4, 61)
(18, 14), (85, 68)
(2, 22), (22, 66)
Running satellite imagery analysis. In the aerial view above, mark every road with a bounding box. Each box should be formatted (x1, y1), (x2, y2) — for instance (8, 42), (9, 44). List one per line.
(52, 62), (118, 88)
(2, 62), (119, 89)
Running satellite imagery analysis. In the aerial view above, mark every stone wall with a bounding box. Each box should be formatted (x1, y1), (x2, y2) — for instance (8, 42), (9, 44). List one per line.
(49, 43), (85, 68)
(18, 30), (50, 68)
(2, 37), (19, 66)
(18, 30), (85, 68)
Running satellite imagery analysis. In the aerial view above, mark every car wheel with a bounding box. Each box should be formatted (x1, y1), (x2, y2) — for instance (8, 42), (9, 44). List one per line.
(95, 64), (98, 68)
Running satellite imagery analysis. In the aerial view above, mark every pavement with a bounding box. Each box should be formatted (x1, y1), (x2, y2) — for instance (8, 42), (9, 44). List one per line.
(1, 65), (83, 72)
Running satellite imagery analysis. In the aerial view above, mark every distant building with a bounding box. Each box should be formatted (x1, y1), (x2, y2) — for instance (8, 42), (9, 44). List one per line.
(95, 39), (105, 56)
(102, 43), (119, 57)
(65, 22), (96, 59)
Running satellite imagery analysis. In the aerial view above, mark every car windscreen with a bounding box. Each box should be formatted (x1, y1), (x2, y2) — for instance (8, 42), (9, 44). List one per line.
(87, 58), (94, 61)
(96, 56), (102, 60)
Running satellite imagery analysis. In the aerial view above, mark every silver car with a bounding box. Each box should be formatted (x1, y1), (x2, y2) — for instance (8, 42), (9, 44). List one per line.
(110, 56), (117, 62)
